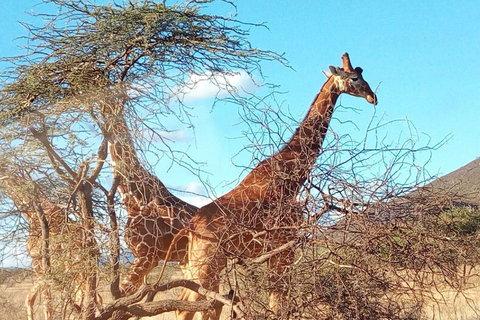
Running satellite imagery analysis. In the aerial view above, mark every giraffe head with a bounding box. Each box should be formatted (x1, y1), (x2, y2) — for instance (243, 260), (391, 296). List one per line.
(325, 52), (377, 105)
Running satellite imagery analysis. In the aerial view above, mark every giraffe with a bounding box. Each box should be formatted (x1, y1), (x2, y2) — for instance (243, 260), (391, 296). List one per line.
(167, 53), (377, 319)
(101, 103), (198, 296)
(0, 169), (101, 320)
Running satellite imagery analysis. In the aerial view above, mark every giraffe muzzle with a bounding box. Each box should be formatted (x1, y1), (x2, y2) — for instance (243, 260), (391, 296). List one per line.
(367, 94), (377, 105)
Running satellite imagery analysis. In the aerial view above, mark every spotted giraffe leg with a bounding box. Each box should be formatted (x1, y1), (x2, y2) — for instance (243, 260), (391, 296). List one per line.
(176, 264), (223, 320)
(176, 235), (225, 320)
(25, 280), (40, 320)
(41, 285), (53, 320)
(25, 279), (52, 320)
(268, 249), (294, 318)
(120, 252), (157, 296)
(120, 244), (158, 296)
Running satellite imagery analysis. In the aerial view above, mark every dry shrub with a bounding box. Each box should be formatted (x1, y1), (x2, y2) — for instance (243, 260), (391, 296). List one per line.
(0, 298), (27, 320)
(214, 198), (480, 319)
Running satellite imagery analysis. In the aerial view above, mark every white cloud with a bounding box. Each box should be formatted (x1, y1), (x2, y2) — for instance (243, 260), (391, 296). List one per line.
(158, 130), (191, 143)
(185, 181), (206, 194)
(179, 181), (213, 207)
(183, 195), (211, 208)
(176, 70), (257, 102)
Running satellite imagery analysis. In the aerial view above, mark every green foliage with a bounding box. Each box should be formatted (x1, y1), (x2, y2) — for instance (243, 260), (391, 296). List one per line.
(438, 206), (480, 236)
(1, 0), (285, 123)
(258, 206), (480, 319)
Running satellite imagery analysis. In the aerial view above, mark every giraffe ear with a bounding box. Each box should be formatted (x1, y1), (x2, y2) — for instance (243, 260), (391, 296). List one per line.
(324, 66), (339, 77)
(328, 65), (341, 76)
(354, 67), (363, 75)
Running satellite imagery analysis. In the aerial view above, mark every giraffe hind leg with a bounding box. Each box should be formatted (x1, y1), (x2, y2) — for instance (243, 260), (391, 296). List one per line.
(267, 249), (295, 318)
(25, 281), (40, 320)
(41, 286), (53, 320)
(176, 259), (225, 319)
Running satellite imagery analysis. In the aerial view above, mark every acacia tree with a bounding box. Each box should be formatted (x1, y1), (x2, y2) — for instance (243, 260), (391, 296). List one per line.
(0, 0), (285, 319)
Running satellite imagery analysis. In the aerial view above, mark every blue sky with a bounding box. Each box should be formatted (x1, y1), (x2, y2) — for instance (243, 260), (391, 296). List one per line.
(1, 0), (480, 206)
(238, 0), (480, 171)
(170, 0), (480, 202)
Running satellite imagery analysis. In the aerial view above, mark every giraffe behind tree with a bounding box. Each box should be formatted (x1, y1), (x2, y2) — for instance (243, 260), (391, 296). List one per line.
(101, 100), (198, 296)
(0, 168), (101, 320)
(169, 53), (377, 320)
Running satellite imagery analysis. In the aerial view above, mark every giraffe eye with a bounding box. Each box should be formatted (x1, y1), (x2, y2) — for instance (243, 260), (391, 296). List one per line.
(351, 77), (358, 82)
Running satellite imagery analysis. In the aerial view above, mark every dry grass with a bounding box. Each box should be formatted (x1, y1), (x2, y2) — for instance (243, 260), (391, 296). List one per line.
(0, 269), (32, 320)
(0, 266), (184, 320)
(0, 264), (229, 320)
(425, 286), (480, 320)
(2, 265), (480, 320)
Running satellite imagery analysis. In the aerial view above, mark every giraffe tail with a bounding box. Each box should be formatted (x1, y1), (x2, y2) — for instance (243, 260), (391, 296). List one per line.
(154, 227), (191, 286)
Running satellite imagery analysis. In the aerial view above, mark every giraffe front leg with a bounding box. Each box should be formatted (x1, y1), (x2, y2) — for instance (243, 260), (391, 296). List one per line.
(120, 251), (158, 296)
(176, 237), (225, 320)
(25, 281), (40, 320)
(41, 285), (53, 320)
(267, 249), (295, 318)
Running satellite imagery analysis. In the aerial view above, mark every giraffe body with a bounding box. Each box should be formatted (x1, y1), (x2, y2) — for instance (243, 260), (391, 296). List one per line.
(0, 171), (101, 320)
(104, 108), (197, 296)
(175, 53), (377, 320)
(25, 203), (101, 320)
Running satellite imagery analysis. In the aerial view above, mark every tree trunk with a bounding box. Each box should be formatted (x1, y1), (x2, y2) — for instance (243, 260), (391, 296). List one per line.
(77, 181), (98, 320)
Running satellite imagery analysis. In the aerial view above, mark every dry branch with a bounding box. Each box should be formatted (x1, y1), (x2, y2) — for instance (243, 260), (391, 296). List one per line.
(96, 279), (242, 320)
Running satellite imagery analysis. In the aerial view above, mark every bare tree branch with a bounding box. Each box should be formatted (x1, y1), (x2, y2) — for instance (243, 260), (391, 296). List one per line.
(96, 280), (242, 320)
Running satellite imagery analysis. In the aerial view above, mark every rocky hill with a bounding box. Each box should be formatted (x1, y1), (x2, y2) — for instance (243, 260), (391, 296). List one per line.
(421, 157), (480, 207)
(323, 157), (480, 241)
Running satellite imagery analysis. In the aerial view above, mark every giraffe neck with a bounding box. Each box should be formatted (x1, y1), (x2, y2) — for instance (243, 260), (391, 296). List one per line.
(106, 113), (153, 201)
(107, 115), (196, 217)
(268, 76), (340, 184)
(4, 188), (67, 238)
(280, 76), (340, 162)
(228, 76), (341, 203)
(109, 135), (166, 207)
(0, 174), (59, 224)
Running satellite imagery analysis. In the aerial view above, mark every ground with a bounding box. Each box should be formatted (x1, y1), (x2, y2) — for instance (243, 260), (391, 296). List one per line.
(0, 266), (232, 320)
(2, 267), (480, 319)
